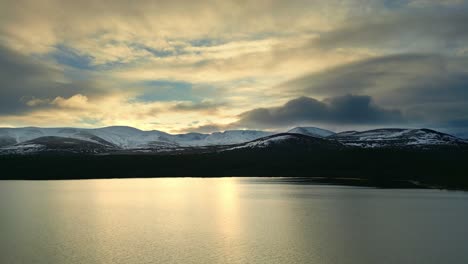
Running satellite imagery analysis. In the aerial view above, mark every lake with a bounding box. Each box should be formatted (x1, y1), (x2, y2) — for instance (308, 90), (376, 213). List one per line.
(1, 178), (468, 264)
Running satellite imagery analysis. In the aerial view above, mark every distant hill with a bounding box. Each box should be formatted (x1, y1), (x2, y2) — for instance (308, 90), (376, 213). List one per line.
(1, 126), (468, 189)
(329, 128), (466, 148)
(0, 126), (466, 154)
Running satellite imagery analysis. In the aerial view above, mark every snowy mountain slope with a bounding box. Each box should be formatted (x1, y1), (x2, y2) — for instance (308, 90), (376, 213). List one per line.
(167, 132), (209, 142)
(0, 126), (466, 154)
(89, 128), (273, 148)
(287, 127), (335, 137)
(0, 127), (273, 149)
(0, 136), (118, 155)
(223, 133), (343, 151)
(224, 134), (296, 151)
(0, 135), (16, 147)
(0, 127), (46, 143)
(330, 128), (467, 148)
(0, 127), (118, 147)
(90, 126), (170, 148)
(196, 130), (273, 146)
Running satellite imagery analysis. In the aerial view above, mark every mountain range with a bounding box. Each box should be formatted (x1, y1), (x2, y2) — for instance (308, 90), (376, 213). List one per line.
(1, 125), (468, 189)
(0, 126), (466, 155)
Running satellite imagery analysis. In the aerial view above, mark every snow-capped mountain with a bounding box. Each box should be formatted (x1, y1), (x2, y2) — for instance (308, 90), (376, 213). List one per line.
(90, 126), (169, 148)
(193, 130), (273, 145)
(223, 133), (342, 151)
(224, 134), (297, 151)
(287, 127), (335, 137)
(0, 126), (273, 150)
(0, 126), (466, 154)
(0, 136), (118, 155)
(0, 127), (118, 147)
(330, 128), (466, 148)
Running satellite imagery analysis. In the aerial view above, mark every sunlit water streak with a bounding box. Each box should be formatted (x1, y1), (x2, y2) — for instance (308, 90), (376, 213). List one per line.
(1, 178), (468, 264)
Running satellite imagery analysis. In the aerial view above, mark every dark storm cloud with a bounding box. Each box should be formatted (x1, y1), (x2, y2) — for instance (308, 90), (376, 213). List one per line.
(235, 95), (404, 128)
(279, 53), (468, 123)
(281, 54), (444, 95)
(313, 9), (468, 50)
(441, 119), (468, 128)
(0, 45), (97, 115)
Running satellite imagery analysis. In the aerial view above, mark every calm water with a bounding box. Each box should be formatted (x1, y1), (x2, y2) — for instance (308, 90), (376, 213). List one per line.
(1, 178), (468, 264)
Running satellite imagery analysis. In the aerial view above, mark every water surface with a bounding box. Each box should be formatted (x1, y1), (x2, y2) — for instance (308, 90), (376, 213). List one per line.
(1, 178), (468, 264)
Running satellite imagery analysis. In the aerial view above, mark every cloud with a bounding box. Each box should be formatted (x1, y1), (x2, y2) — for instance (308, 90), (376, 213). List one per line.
(0, 0), (352, 56)
(312, 9), (468, 52)
(1, 0), (468, 134)
(0, 44), (90, 115)
(234, 95), (404, 129)
(25, 98), (50, 107)
(171, 100), (225, 113)
(24, 94), (91, 110)
(278, 53), (468, 123)
(280, 53), (445, 95)
(51, 94), (89, 109)
(408, 0), (466, 7)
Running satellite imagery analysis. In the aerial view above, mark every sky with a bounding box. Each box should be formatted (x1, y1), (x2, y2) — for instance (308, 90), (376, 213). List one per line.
(0, 0), (467, 134)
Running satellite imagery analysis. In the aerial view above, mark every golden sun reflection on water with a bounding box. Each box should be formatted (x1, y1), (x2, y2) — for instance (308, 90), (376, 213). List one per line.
(82, 178), (245, 262)
(214, 177), (241, 233)
(2, 179), (468, 263)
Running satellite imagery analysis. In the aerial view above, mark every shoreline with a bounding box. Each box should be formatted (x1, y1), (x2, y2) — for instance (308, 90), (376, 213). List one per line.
(1, 176), (464, 191)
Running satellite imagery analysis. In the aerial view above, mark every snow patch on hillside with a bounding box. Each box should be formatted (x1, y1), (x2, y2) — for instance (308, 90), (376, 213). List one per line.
(225, 135), (294, 151)
(332, 128), (465, 147)
(287, 127), (335, 137)
(0, 144), (45, 154)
